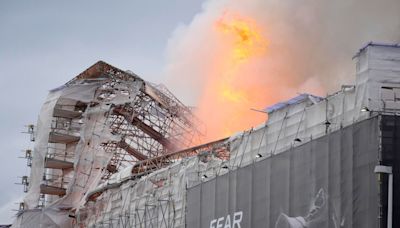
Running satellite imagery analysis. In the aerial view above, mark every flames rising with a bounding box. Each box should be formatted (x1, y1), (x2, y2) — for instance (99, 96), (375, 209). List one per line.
(215, 13), (267, 105)
(216, 14), (267, 62)
(165, 0), (400, 143)
(195, 13), (270, 141)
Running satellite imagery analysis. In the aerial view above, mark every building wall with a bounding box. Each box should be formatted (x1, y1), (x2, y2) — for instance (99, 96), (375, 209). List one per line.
(381, 115), (400, 228)
(187, 116), (380, 228)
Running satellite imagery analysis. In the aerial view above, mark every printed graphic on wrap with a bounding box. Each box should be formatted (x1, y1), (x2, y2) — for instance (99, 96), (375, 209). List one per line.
(187, 117), (379, 228)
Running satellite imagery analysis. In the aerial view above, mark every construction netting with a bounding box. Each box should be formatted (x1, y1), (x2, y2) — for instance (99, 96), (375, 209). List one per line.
(12, 44), (400, 227)
(187, 116), (380, 228)
(13, 61), (203, 227)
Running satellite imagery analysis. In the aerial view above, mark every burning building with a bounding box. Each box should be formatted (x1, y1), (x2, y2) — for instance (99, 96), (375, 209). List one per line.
(11, 43), (400, 227)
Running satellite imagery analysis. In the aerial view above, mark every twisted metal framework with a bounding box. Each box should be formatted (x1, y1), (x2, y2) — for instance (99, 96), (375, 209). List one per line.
(24, 61), (205, 209)
(130, 137), (229, 179)
(70, 61), (204, 178)
(80, 137), (230, 228)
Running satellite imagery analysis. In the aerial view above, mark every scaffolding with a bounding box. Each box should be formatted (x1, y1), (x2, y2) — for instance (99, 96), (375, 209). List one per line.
(13, 43), (400, 228)
(14, 61), (204, 227)
(70, 43), (400, 227)
(76, 137), (230, 228)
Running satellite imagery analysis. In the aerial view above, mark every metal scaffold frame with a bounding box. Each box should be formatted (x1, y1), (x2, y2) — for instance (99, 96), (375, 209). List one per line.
(77, 136), (230, 228)
(18, 61), (205, 218)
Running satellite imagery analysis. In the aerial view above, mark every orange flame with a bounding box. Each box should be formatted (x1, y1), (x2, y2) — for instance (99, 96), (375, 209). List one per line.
(216, 14), (267, 62)
(215, 14), (267, 104)
(196, 13), (269, 141)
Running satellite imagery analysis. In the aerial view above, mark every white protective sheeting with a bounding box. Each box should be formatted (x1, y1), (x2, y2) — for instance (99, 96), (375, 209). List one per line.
(77, 156), (224, 228)
(24, 90), (62, 209)
(14, 71), (143, 227)
(74, 44), (400, 227)
(229, 43), (400, 168)
(14, 43), (400, 228)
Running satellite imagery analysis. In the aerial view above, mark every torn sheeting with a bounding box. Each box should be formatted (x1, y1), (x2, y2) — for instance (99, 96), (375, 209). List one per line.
(24, 90), (62, 209)
(74, 43), (400, 227)
(77, 156), (224, 227)
(13, 43), (400, 228)
(14, 60), (202, 228)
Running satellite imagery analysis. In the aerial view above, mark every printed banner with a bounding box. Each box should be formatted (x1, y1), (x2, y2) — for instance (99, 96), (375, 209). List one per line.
(187, 117), (379, 228)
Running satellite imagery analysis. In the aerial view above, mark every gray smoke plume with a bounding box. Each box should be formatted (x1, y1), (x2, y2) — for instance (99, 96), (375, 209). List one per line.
(163, 0), (400, 140)
(164, 0), (400, 103)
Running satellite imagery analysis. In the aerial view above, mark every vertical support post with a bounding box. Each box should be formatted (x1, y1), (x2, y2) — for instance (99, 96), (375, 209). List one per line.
(375, 165), (393, 228)
(388, 172), (393, 228)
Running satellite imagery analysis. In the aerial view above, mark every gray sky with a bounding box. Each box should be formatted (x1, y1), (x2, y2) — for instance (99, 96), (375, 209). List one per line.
(0, 0), (203, 223)
(1, 0), (399, 225)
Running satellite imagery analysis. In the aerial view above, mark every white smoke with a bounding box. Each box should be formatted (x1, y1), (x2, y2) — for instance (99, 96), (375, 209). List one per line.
(164, 0), (400, 101)
(163, 0), (400, 140)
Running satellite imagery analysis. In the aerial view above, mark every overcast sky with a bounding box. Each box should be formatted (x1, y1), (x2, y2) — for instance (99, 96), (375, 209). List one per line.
(1, 0), (399, 225)
(0, 1), (204, 223)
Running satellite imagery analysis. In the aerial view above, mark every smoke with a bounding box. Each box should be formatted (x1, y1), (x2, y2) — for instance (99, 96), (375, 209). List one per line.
(163, 0), (400, 141)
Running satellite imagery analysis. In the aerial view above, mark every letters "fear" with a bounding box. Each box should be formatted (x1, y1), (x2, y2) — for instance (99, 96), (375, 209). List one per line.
(209, 211), (243, 228)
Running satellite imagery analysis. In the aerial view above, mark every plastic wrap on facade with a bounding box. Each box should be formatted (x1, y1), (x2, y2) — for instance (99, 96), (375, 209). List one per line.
(381, 115), (400, 228)
(187, 117), (380, 228)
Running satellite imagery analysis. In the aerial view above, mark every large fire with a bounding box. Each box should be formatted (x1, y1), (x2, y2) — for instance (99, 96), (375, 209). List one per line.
(165, 0), (395, 143)
(216, 14), (267, 62)
(195, 13), (270, 141)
